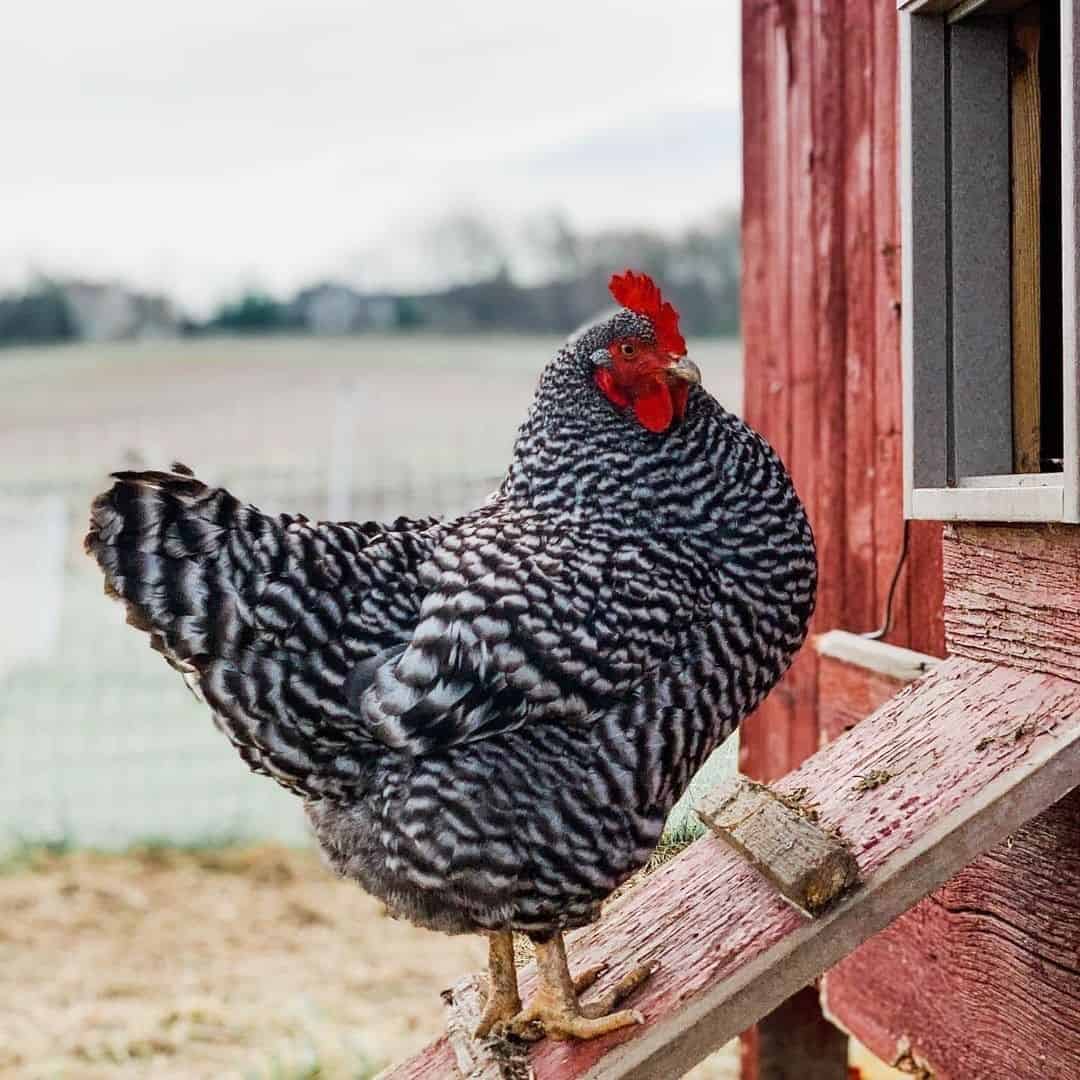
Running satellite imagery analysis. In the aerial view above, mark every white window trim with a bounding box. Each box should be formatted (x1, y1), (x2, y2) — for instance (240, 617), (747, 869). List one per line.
(900, 0), (1080, 523)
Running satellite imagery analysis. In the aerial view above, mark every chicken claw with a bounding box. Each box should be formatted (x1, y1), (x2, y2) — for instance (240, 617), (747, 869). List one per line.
(505, 932), (651, 1041)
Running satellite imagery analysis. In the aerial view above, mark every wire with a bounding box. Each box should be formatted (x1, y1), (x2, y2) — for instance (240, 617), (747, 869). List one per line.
(862, 518), (910, 642)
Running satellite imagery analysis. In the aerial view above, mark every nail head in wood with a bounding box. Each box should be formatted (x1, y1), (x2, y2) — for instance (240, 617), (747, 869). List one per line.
(696, 776), (860, 916)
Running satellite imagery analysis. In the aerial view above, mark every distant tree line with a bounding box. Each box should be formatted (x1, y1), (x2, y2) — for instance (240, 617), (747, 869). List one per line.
(0, 210), (740, 347)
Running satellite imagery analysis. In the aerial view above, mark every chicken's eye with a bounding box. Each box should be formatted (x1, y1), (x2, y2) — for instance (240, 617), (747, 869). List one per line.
(619, 342), (637, 358)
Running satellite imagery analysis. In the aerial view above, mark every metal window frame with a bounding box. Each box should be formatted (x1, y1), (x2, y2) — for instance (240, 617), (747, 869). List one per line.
(900, 0), (1080, 522)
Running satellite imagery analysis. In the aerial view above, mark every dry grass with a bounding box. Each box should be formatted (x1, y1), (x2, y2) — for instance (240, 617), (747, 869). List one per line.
(0, 844), (485, 1079)
(0, 843), (741, 1079)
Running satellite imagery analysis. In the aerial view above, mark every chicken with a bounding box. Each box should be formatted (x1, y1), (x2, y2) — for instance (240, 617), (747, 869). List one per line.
(85, 270), (817, 1041)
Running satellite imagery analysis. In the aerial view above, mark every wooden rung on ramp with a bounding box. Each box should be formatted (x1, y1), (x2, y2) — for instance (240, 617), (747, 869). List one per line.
(696, 776), (860, 916)
(387, 657), (1080, 1080)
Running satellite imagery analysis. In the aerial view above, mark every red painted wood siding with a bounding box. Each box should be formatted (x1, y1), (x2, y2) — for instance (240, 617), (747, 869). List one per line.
(740, 0), (945, 783)
(823, 789), (1080, 1080)
(821, 525), (1080, 1079)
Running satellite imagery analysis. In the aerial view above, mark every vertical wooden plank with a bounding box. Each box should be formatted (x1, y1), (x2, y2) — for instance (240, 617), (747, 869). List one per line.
(1011, 2), (1043, 473)
(741, 0), (771, 446)
(739, 5), (846, 1071)
(950, 16), (1014, 478)
(1062, 0), (1080, 520)
(1038, 0), (1064, 471)
(812, 0), (849, 691)
(844, 0), (878, 633)
(758, 987), (850, 1080)
(741, 0), (796, 782)
(906, 520), (946, 658)
(786, 0), (822, 768)
(872, 0), (908, 647)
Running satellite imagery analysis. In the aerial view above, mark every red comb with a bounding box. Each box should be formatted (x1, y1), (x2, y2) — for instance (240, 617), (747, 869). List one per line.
(609, 270), (687, 356)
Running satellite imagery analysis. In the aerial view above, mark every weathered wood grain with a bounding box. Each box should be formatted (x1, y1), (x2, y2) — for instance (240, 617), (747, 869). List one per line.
(872, 0), (909, 649)
(942, 523), (1080, 682)
(697, 775), (859, 915)
(823, 788), (1080, 1080)
(785, 0), (824, 774)
(817, 657), (908, 746)
(441, 975), (534, 1080)
(1011, 1), (1043, 474)
(843, 0), (878, 635)
(811, 0), (852, 674)
(386, 658), (1080, 1080)
(906, 520), (946, 658)
(740, 0), (796, 783)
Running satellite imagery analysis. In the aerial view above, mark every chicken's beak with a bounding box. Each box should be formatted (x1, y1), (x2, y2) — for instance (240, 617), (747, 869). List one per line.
(666, 355), (702, 385)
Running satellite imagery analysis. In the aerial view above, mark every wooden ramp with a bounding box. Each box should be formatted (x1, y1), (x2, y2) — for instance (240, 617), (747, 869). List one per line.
(385, 656), (1080, 1080)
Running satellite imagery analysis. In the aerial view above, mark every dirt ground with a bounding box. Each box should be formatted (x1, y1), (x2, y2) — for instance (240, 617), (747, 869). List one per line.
(0, 844), (740, 1079)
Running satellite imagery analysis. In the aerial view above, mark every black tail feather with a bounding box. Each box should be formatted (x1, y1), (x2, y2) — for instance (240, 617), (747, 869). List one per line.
(86, 465), (437, 799)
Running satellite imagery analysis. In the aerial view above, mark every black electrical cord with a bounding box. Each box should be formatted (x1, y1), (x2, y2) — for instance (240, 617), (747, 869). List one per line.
(862, 518), (910, 642)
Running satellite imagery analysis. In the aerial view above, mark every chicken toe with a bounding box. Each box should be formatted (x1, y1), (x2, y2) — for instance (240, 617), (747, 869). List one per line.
(505, 932), (649, 1042)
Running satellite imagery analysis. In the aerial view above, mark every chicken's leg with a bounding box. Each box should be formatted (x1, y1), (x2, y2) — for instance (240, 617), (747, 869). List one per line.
(505, 931), (651, 1041)
(474, 931), (523, 1038)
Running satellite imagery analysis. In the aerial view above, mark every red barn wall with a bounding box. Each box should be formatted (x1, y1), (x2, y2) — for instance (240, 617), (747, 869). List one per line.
(740, 5), (1080, 1078)
(740, 0), (945, 783)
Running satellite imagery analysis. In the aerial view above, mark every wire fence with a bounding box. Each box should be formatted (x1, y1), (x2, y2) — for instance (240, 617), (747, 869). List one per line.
(0, 335), (741, 853)
(0, 467), (504, 852)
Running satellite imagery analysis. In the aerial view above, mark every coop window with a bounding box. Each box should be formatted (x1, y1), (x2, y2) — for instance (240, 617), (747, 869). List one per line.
(900, 0), (1080, 521)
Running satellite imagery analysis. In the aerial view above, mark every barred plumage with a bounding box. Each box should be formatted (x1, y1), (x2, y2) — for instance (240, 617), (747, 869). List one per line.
(86, 287), (816, 945)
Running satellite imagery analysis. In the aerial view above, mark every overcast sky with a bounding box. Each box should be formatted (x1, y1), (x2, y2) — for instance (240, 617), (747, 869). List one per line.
(2, 1), (740, 314)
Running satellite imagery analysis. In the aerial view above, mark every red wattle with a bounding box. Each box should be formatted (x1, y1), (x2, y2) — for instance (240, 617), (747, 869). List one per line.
(669, 381), (689, 421)
(634, 383), (674, 433)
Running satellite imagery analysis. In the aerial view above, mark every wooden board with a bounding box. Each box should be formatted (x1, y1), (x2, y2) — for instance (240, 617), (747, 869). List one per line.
(385, 657), (1080, 1080)
(872, 0), (909, 649)
(812, 0), (853, 687)
(1011, 1), (1043, 473)
(785, 0), (823, 773)
(697, 776), (860, 916)
(843, 0), (879, 634)
(739, 0), (797, 783)
(906, 520), (946, 659)
(942, 523), (1080, 682)
(823, 787), (1080, 1079)
(819, 657), (909, 744)
(824, 521), (1080, 1078)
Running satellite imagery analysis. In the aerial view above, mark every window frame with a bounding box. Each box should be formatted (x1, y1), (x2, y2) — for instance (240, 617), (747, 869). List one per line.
(899, 0), (1080, 522)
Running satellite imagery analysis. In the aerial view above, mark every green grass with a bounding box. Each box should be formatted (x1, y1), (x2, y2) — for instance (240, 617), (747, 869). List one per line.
(0, 828), (298, 875)
(0, 833), (76, 875)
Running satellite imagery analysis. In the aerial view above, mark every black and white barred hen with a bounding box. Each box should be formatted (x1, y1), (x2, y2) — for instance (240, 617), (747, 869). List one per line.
(86, 271), (816, 1041)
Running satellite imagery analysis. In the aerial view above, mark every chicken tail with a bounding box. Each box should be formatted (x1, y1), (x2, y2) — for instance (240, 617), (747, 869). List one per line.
(84, 463), (396, 797)
(87, 463), (251, 677)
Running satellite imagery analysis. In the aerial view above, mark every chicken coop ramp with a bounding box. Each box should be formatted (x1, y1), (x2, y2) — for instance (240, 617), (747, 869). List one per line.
(385, 656), (1080, 1080)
